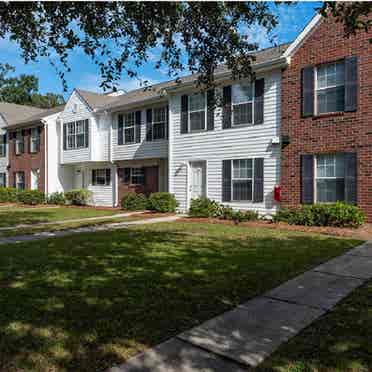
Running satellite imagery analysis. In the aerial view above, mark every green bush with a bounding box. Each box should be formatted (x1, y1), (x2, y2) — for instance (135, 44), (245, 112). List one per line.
(0, 187), (18, 202)
(47, 192), (66, 205)
(65, 189), (92, 206)
(17, 190), (45, 205)
(121, 192), (148, 211)
(231, 210), (259, 223)
(219, 205), (234, 220)
(189, 197), (221, 218)
(274, 202), (365, 228)
(148, 192), (178, 213)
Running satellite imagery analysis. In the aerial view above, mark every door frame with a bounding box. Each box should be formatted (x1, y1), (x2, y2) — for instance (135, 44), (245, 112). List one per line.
(187, 160), (208, 210)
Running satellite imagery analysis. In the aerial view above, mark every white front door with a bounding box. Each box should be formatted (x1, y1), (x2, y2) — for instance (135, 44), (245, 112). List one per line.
(190, 161), (206, 200)
(75, 169), (85, 189)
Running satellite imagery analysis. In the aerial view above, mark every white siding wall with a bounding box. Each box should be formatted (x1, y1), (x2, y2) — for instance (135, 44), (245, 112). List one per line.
(0, 115), (8, 184)
(111, 108), (168, 161)
(59, 91), (92, 164)
(169, 70), (282, 215)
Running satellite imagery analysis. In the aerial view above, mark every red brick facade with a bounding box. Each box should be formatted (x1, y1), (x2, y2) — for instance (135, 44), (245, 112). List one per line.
(8, 125), (45, 192)
(280, 16), (372, 221)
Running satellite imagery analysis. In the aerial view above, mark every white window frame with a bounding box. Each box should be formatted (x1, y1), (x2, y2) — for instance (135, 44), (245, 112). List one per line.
(232, 83), (255, 127)
(31, 169), (39, 190)
(92, 169), (111, 186)
(314, 154), (345, 203)
(314, 61), (345, 115)
(15, 131), (24, 155)
(188, 93), (207, 133)
(150, 106), (167, 141)
(0, 135), (6, 157)
(65, 120), (88, 150)
(15, 171), (25, 190)
(231, 158), (254, 202)
(123, 112), (136, 144)
(30, 127), (40, 153)
(131, 168), (145, 185)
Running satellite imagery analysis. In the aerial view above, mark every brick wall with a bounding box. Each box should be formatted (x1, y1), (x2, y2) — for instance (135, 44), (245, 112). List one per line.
(281, 16), (372, 221)
(9, 125), (45, 192)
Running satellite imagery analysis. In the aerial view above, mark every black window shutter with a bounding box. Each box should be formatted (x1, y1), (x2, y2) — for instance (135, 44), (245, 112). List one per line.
(222, 86), (232, 129)
(84, 119), (89, 148)
(106, 168), (111, 185)
(207, 89), (215, 131)
(253, 158), (264, 202)
(301, 154), (314, 204)
(301, 66), (314, 117)
(124, 168), (131, 184)
(63, 124), (67, 150)
(222, 160), (232, 202)
(254, 79), (265, 125)
(118, 114), (124, 145)
(135, 110), (141, 143)
(146, 108), (153, 141)
(181, 95), (188, 134)
(344, 152), (357, 204)
(166, 105), (169, 139)
(92, 169), (96, 185)
(344, 56), (358, 112)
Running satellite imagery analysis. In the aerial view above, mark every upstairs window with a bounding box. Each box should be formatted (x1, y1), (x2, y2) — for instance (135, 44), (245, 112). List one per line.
(124, 112), (135, 144)
(15, 131), (24, 155)
(64, 120), (89, 150)
(92, 169), (111, 186)
(316, 61), (345, 114)
(30, 127), (40, 153)
(189, 93), (206, 132)
(0, 134), (6, 157)
(232, 83), (253, 126)
(152, 107), (167, 140)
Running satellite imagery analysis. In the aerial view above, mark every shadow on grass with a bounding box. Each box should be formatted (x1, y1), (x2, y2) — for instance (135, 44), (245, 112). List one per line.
(0, 224), (360, 371)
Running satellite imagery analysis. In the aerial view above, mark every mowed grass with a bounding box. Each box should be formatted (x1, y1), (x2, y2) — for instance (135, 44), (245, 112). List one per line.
(0, 206), (119, 227)
(0, 222), (361, 372)
(258, 279), (372, 372)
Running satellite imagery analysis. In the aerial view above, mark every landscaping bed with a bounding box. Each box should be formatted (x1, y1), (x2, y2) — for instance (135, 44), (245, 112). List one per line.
(0, 221), (361, 371)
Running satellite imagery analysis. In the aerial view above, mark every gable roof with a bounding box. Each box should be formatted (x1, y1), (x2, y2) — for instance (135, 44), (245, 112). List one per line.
(0, 102), (46, 126)
(75, 89), (119, 110)
(97, 42), (290, 112)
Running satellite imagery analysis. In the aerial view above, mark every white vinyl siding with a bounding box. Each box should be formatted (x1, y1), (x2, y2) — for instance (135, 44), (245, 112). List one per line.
(169, 70), (281, 215)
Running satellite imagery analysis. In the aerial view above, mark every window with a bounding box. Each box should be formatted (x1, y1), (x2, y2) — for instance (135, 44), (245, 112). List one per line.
(316, 154), (345, 203)
(232, 83), (253, 126)
(15, 131), (24, 155)
(189, 93), (206, 132)
(124, 112), (135, 143)
(65, 120), (88, 150)
(232, 159), (253, 201)
(0, 173), (6, 187)
(0, 135), (6, 157)
(31, 169), (39, 190)
(92, 169), (111, 186)
(316, 61), (345, 114)
(131, 168), (145, 185)
(15, 171), (25, 190)
(152, 107), (167, 140)
(30, 127), (40, 153)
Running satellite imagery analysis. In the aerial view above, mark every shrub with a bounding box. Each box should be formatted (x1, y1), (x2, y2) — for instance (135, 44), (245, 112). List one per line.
(189, 197), (221, 218)
(47, 192), (66, 205)
(65, 189), (92, 206)
(17, 190), (45, 205)
(0, 187), (18, 202)
(219, 205), (234, 220)
(231, 210), (259, 223)
(274, 202), (365, 228)
(148, 192), (178, 213)
(121, 192), (148, 211)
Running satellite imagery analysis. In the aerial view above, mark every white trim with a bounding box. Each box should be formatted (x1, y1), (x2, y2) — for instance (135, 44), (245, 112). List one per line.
(231, 82), (255, 127)
(283, 13), (322, 58)
(187, 160), (207, 209)
(188, 93), (207, 133)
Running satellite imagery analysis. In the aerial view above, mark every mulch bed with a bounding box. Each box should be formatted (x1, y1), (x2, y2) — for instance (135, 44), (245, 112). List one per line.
(177, 217), (372, 241)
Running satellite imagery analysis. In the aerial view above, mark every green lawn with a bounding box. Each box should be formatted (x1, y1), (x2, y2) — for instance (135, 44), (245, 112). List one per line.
(0, 222), (361, 372)
(0, 206), (119, 227)
(258, 279), (372, 372)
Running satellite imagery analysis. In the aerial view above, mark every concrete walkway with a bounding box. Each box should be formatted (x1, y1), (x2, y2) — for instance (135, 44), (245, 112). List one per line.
(0, 215), (182, 244)
(0, 211), (145, 231)
(109, 241), (372, 372)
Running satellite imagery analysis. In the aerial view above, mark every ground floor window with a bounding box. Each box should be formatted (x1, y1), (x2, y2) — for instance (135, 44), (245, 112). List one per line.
(92, 169), (111, 186)
(131, 168), (145, 185)
(31, 169), (39, 190)
(14, 171), (25, 190)
(0, 173), (6, 187)
(232, 159), (253, 201)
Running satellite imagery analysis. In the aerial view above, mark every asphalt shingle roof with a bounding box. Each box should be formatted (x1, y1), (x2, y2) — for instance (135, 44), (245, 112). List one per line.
(0, 102), (46, 126)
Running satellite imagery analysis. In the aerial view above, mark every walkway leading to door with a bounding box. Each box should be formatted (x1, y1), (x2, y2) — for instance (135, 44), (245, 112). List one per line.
(0, 215), (182, 245)
(109, 241), (372, 372)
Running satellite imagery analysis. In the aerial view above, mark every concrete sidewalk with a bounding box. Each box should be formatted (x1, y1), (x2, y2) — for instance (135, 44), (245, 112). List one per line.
(110, 241), (372, 372)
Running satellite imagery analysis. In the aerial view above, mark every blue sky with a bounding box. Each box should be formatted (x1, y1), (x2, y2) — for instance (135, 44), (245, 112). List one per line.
(0, 2), (321, 100)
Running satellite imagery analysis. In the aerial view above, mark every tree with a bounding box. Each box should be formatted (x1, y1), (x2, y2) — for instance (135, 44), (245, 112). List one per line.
(0, 2), (370, 91)
(0, 63), (65, 108)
